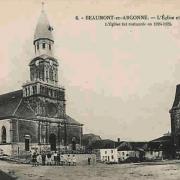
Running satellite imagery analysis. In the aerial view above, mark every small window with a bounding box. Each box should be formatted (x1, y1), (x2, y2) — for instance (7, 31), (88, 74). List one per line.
(49, 44), (51, 50)
(2, 126), (6, 143)
(122, 152), (125, 155)
(37, 43), (39, 50)
(105, 151), (107, 154)
(25, 88), (28, 96)
(111, 150), (113, 153)
(42, 43), (46, 49)
(111, 155), (114, 159)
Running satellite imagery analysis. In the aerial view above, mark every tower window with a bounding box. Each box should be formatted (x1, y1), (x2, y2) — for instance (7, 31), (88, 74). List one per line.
(37, 43), (39, 50)
(49, 44), (51, 50)
(2, 126), (6, 143)
(42, 43), (46, 49)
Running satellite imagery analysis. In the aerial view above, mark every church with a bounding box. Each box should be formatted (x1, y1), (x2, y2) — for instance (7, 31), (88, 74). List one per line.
(0, 8), (83, 156)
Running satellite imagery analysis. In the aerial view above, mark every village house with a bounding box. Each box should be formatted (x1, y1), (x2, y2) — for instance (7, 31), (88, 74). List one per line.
(99, 148), (118, 163)
(88, 139), (121, 163)
(144, 142), (163, 161)
(144, 133), (172, 160)
(117, 141), (146, 163)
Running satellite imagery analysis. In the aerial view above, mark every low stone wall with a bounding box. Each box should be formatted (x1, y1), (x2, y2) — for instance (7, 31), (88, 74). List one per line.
(0, 144), (12, 155)
(62, 154), (96, 165)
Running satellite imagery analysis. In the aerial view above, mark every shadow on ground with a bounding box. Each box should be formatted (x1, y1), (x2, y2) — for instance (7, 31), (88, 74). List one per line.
(0, 170), (17, 180)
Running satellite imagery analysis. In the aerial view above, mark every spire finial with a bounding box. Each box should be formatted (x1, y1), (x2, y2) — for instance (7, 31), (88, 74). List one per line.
(41, 1), (45, 12)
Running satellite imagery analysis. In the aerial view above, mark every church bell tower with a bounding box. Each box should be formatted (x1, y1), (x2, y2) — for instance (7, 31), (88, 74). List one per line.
(22, 8), (65, 119)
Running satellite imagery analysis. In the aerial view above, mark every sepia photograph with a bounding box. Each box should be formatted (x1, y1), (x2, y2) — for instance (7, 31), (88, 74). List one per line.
(0, 0), (180, 179)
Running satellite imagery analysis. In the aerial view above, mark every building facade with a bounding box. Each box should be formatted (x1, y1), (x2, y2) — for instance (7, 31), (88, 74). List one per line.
(0, 9), (83, 156)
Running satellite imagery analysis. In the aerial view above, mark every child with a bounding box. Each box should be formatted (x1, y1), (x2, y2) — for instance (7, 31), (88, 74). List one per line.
(54, 151), (57, 165)
(72, 155), (76, 166)
(60, 155), (64, 166)
(46, 152), (52, 165)
(41, 152), (46, 166)
(67, 155), (71, 166)
(32, 152), (37, 167)
(37, 153), (42, 166)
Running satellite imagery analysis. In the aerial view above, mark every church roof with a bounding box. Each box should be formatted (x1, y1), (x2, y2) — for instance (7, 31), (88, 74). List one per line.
(65, 115), (82, 126)
(34, 10), (54, 42)
(0, 90), (22, 119)
(0, 90), (81, 126)
(0, 90), (36, 120)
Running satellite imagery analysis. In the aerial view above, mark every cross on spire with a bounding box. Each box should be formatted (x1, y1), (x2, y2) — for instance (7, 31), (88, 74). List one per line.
(41, 1), (45, 12)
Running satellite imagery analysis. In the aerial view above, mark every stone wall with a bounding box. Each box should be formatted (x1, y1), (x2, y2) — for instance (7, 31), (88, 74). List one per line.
(62, 154), (96, 165)
(18, 119), (38, 143)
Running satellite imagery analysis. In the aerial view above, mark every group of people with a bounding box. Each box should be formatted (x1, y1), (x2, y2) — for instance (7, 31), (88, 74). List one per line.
(31, 151), (77, 166)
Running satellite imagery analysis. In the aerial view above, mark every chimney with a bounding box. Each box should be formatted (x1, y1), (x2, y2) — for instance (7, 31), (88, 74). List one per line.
(117, 138), (120, 142)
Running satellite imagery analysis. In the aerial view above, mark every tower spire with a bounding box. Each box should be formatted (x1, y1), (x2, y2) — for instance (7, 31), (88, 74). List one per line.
(34, 2), (54, 56)
(41, 1), (45, 12)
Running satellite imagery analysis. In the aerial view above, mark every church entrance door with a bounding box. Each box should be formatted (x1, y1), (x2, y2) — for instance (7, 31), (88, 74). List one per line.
(49, 134), (56, 151)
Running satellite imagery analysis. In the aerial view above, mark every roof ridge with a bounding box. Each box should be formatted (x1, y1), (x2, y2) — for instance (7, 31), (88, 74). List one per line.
(0, 89), (22, 98)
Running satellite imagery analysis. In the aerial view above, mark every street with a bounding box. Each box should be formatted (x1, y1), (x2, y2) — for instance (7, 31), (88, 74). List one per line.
(1, 160), (180, 180)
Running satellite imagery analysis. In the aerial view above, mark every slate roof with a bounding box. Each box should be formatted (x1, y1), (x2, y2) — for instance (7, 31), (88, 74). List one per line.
(0, 90), (23, 119)
(151, 135), (171, 143)
(34, 10), (54, 42)
(0, 90), (37, 120)
(87, 139), (123, 149)
(65, 115), (82, 126)
(146, 135), (172, 151)
(0, 90), (81, 126)
(117, 141), (147, 151)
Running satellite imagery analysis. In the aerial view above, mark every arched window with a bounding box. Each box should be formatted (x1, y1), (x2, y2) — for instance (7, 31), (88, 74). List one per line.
(2, 126), (6, 143)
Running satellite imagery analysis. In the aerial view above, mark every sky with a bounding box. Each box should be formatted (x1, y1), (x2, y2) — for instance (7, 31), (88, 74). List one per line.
(1, 0), (180, 141)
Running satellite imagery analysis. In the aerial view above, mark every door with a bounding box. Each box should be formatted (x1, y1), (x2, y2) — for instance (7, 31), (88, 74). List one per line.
(49, 134), (56, 151)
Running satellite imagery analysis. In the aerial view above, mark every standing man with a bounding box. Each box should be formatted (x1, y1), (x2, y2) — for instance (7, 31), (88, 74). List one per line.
(54, 151), (58, 165)
(88, 157), (91, 165)
(41, 152), (46, 166)
(46, 151), (52, 166)
(57, 153), (60, 166)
